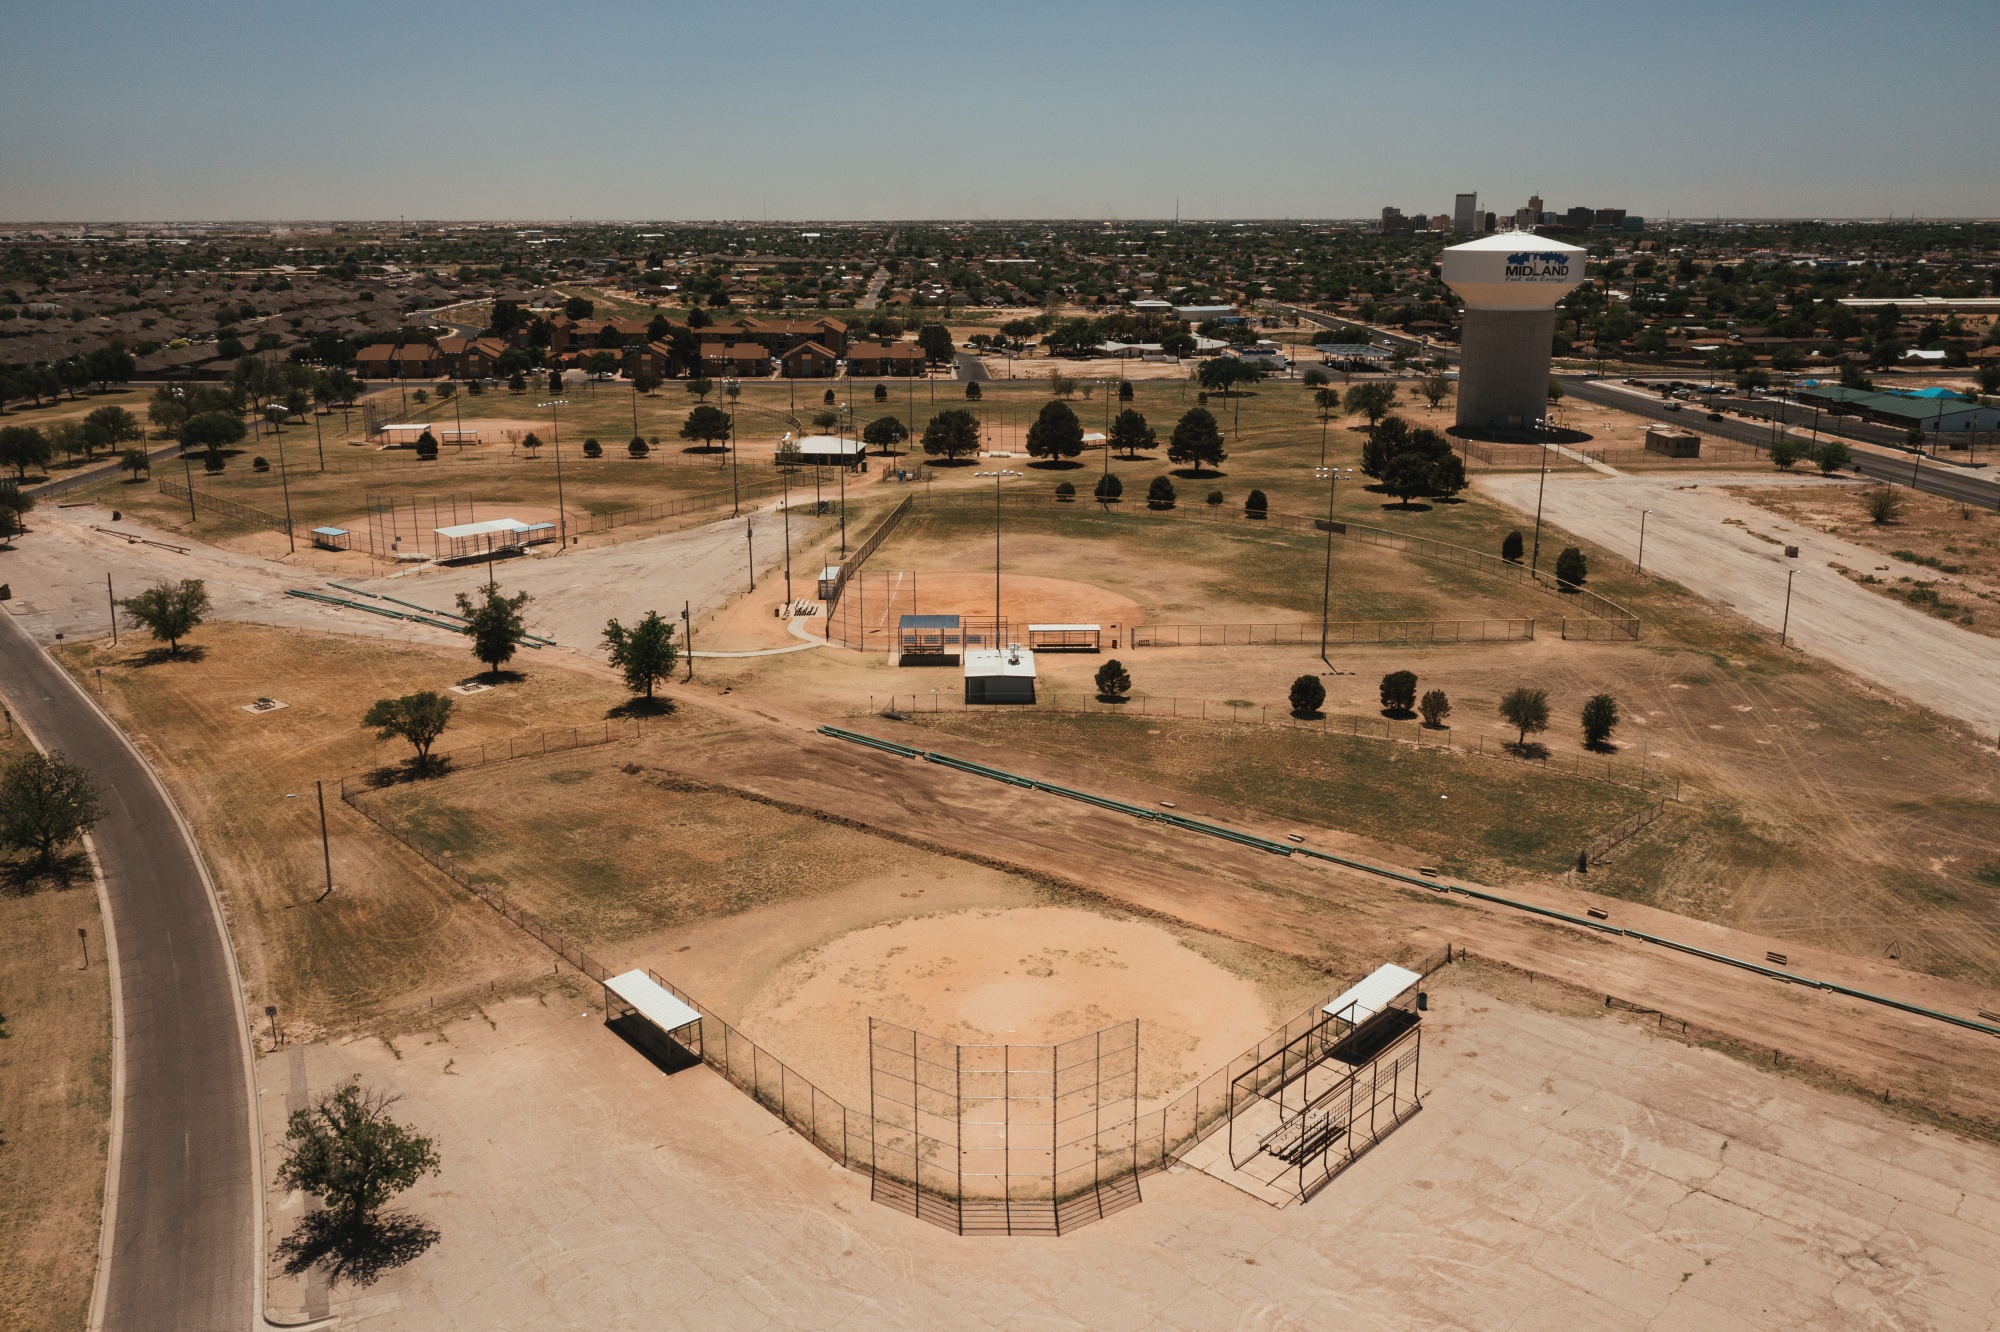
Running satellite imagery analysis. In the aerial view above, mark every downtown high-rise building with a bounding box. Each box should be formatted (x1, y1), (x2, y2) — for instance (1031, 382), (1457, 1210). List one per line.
(1452, 193), (1478, 234)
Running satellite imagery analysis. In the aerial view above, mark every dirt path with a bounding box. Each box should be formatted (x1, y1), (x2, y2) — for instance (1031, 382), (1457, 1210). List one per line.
(1478, 470), (2000, 738)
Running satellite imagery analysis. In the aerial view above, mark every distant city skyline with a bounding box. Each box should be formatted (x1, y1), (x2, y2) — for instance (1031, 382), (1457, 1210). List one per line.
(1, 0), (1995, 223)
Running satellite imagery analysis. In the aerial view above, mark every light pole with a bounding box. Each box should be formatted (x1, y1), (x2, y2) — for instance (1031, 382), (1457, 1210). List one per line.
(275, 432), (295, 554)
(1780, 567), (1797, 646)
(312, 405), (325, 472)
(538, 398), (569, 550)
(1636, 508), (1649, 574)
(726, 377), (741, 515)
(1530, 437), (1550, 580)
(974, 469), (1021, 636)
(837, 401), (850, 556)
(1315, 466), (1353, 670)
(780, 449), (793, 606)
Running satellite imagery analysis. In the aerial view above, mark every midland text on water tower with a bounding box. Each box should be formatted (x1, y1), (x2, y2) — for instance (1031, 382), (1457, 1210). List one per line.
(1440, 231), (1586, 432)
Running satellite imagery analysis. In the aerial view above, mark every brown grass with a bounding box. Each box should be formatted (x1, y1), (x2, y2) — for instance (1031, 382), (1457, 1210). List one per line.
(0, 725), (112, 1332)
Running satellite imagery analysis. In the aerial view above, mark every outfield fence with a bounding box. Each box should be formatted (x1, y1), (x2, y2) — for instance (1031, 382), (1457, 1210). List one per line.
(1132, 619), (1535, 647)
(912, 492), (1642, 639)
(157, 475), (292, 534)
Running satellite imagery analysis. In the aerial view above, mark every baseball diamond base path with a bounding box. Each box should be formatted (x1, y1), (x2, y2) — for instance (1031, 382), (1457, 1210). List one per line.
(0, 614), (257, 1332)
(1477, 471), (2000, 739)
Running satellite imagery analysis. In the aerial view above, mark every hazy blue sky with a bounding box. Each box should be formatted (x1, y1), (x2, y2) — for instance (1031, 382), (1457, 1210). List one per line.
(2, 1), (1994, 221)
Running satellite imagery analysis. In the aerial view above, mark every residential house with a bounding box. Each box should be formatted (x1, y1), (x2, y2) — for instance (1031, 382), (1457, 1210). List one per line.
(699, 341), (772, 377)
(845, 341), (927, 377)
(779, 340), (839, 379)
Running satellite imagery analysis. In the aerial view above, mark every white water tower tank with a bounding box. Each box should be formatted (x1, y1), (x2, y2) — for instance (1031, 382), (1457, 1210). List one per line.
(1441, 232), (1586, 431)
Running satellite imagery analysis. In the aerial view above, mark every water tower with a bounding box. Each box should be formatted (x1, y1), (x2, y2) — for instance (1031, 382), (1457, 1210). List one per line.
(1441, 232), (1586, 431)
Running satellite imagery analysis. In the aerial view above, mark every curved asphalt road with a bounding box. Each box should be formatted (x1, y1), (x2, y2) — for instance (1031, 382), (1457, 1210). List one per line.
(0, 614), (256, 1330)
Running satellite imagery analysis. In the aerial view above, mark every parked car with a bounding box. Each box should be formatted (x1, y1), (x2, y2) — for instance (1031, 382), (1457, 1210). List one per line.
(1664, 402), (1682, 412)
(1707, 411), (1724, 421)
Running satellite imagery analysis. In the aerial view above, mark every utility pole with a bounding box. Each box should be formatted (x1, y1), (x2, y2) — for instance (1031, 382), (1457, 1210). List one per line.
(682, 601), (694, 680)
(780, 452), (793, 606)
(180, 450), (197, 524)
(727, 378), (741, 516)
(1636, 509), (1649, 574)
(107, 574), (117, 645)
(276, 433), (296, 554)
(974, 469), (1020, 635)
(1780, 568), (1797, 647)
(312, 406), (325, 472)
(745, 517), (755, 592)
(1530, 439), (1550, 579)
(1316, 467), (1351, 670)
(540, 398), (569, 550)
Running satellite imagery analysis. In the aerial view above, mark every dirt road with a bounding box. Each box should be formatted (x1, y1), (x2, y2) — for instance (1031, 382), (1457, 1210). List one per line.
(1478, 470), (2000, 738)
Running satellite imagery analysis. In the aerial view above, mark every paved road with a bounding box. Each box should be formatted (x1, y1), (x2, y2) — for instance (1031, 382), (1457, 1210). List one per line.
(1560, 376), (2000, 510)
(26, 442), (187, 500)
(954, 350), (989, 383)
(1477, 470), (2000, 739)
(0, 614), (257, 1330)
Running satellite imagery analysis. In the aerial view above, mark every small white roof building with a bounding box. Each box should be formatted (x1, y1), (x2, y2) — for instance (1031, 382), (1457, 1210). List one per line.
(1322, 963), (1423, 1027)
(964, 645), (1037, 704)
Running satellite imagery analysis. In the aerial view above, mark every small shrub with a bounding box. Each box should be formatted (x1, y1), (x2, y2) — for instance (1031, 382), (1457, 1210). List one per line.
(1379, 670), (1417, 716)
(1146, 476), (1176, 510)
(964, 382), (982, 400)
(1501, 530), (1524, 562)
(582, 439), (603, 459)
(628, 437), (649, 459)
(1418, 688), (1451, 729)
(873, 383), (888, 401)
(1244, 488), (1267, 518)
(1554, 546), (1587, 588)
(1864, 487), (1903, 524)
(1206, 489), (1223, 508)
(202, 447), (224, 473)
(1094, 473), (1123, 503)
(1055, 480), (1076, 502)
(1288, 674), (1325, 717)
(252, 456), (270, 472)
(1815, 439), (1851, 474)
(1094, 658), (1131, 700)
(1769, 438), (1805, 470)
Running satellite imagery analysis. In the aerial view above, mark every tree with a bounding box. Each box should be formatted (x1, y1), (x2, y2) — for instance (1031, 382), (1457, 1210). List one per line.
(679, 405), (731, 450)
(1045, 370), (1078, 399)
(547, 369), (564, 396)
(633, 369), (662, 395)
(1167, 407), (1226, 474)
(1379, 670), (1417, 717)
(1546, 378), (1565, 406)
(1768, 437), (1805, 470)
(1146, 475), (1176, 509)
(85, 405), (142, 457)
(1501, 530), (1525, 562)
(1094, 659), (1131, 700)
(1055, 480), (1076, 502)
(1301, 367), (1330, 390)
(1343, 381), (1397, 427)
(1864, 486), (1903, 524)
(962, 381), (981, 402)
(1419, 689), (1451, 729)
(455, 587), (532, 675)
(1288, 674), (1325, 718)
(0, 751), (104, 871)
(1815, 440), (1851, 474)
(1107, 408), (1156, 459)
(0, 485), (32, 544)
(1580, 693), (1620, 749)
(1118, 380), (1134, 402)
(0, 425), (53, 480)
(1734, 367), (1772, 393)
(1026, 400), (1084, 462)
(1206, 489), (1224, 508)
(178, 411), (245, 455)
(1554, 546), (1588, 587)
(147, 386), (190, 435)
(851, 416), (903, 456)
(917, 323), (954, 365)
(1838, 360), (1873, 391)
(873, 383), (889, 402)
(119, 578), (209, 654)
(602, 611), (678, 700)
(274, 1079), (442, 1285)
(628, 437), (649, 458)
(414, 430), (439, 461)
(362, 692), (454, 768)
(1159, 329), (1196, 360)
(920, 408), (981, 462)
(1093, 473), (1123, 504)
(564, 295), (595, 320)
(1244, 488), (1268, 518)
(687, 377), (714, 402)
(1499, 686), (1551, 748)
(1419, 375), (1452, 411)
(1196, 357), (1261, 396)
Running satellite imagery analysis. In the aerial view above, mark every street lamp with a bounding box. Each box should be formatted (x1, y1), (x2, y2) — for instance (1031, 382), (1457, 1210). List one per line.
(537, 399), (570, 550)
(726, 377), (741, 515)
(973, 469), (1022, 636)
(1314, 466), (1354, 669)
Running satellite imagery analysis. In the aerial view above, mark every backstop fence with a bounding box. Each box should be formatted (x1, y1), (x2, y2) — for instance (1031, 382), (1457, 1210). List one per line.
(823, 494), (914, 620)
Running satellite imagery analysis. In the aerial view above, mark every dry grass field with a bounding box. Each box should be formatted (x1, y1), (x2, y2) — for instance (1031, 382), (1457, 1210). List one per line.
(362, 747), (1331, 1108)
(0, 718), (112, 1332)
(57, 621), (641, 1040)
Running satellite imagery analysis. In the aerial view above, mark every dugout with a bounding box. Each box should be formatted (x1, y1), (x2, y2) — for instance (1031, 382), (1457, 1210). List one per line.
(603, 968), (704, 1073)
(309, 526), (352, 551)
(898, 613), (962, 663)
(432, 517), (557, 562)
(1027, 623), (1101, 653)
(964, 645), (1037, 704)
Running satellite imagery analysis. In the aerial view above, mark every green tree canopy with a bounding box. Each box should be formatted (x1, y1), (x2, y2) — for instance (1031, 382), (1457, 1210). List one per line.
(1379, 670), (1418, 716)
(862, 415), (909, 452)
(1288, 674), (1326, 717)
(0, 424), (52, 480)
(274, 1079), (442, 1284)
(1146, 475), (1176, 509)
(1026, 400), (1085, 462)
(0, 750), (104, 871)
(1094, 659), (1131, 699)
(1419, 689), (1452, 729)
(1343, 381), (1398, 425)
(1499, 686), (1551, 747)
(1167, 408), (1226, 474)
(455, 587), (532, 675)
(178, 411), (246, 454)
(362, 692), (454, 768)
(1554, 546), (1588, 587)
(679, 404), (731, 449)
(1580, 693), (1620, 749)
(1106, 408), (1156, 458)
(602, 611), (679, 700)
(920, 408), (981, 462)
(119, 578), (209, 654)
(1093, 473), (1123, 503)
